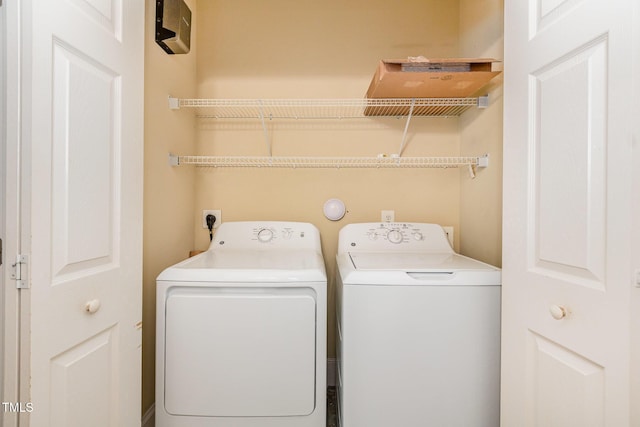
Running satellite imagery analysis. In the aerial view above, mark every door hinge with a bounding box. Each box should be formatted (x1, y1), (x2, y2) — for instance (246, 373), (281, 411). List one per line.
(10, 254), (29, 289)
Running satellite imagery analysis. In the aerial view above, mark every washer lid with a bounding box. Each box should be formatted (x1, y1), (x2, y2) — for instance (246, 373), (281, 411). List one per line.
(157, 249), (326, 282)
(341, 252), (501, 286)
(349, 252), (494, 272)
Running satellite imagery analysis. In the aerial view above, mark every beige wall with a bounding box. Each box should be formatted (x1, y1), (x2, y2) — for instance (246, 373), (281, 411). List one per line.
(142, 0), (198, 414)
(459, 0), (504, 267)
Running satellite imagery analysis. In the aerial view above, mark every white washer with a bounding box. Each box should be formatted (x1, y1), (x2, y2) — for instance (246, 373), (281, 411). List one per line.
(335, 223), (501, 427)
(156, 221), (327, 427)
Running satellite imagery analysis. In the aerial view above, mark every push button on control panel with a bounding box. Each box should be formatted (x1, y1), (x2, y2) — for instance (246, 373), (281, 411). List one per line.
(282, 229), (293, 240)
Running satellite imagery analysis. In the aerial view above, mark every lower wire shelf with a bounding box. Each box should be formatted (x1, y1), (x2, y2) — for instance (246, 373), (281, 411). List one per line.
(168, 153), (489, 173)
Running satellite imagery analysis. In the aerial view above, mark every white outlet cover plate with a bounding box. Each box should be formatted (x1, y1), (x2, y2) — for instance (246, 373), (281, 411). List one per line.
(381, 210), (395, 222)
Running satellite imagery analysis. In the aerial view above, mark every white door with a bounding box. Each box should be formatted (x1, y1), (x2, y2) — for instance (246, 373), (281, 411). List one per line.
(502, 0), (637, 426)
(23, 0), (144, 426)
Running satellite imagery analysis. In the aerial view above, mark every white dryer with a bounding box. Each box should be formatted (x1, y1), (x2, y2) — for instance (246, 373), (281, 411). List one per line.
(156, 221), (327, 427)
(335, 223), (501, 427)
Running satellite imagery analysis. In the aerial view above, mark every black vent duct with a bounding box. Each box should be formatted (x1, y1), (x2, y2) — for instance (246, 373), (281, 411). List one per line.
(155, 0), (191, 54)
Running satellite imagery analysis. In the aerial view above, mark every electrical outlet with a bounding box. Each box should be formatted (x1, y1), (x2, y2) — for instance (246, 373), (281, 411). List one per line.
(381, 210), (395, 223)
(202, 210), (221, 229)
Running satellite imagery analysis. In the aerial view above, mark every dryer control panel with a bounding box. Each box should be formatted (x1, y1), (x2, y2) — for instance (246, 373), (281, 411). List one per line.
(210, 221), (322, 251)
(338, 223), (454, 254)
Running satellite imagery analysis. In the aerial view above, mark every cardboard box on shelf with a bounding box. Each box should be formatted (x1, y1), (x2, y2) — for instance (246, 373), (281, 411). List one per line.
(365, 57), (502, 99)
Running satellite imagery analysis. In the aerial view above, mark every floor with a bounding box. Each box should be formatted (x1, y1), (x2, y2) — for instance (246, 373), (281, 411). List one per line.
(327, 387), (338, 427)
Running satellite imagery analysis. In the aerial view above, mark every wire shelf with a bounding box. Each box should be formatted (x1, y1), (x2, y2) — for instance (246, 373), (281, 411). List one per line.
(171, 97), (485, 118)
(166, 97), (491, 177)
(169, 154), (487, 169)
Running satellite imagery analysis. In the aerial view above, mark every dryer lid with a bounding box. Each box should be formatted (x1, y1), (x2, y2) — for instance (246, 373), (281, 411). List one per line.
(157, 249), (326, 282)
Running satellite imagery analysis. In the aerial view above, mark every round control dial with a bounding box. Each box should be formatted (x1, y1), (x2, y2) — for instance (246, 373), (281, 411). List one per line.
(257, 228), (274, 243)
(386, 229), (404, 244)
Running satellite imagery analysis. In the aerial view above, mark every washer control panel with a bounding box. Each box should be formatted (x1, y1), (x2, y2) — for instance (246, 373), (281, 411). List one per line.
(366, 224), (427, 244)
(364, 223), (426, 245)
(339, 223), (453, 254)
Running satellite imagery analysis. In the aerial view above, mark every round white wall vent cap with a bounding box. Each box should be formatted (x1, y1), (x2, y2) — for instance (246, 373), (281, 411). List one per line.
(323, 198), (346, 221)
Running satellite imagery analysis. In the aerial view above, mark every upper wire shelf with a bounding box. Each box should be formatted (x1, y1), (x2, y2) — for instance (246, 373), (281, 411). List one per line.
(169, 96), (488, 119)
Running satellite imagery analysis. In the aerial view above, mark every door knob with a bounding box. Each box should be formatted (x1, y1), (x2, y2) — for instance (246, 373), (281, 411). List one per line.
(85, 299), (101, 314)
(549, 305), (568, 320)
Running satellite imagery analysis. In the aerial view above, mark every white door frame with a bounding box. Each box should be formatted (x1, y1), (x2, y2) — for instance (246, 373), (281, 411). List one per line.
(0, 0), (5, 418)
(632, 2), (640, 424)
(2, 1), (26, 426)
